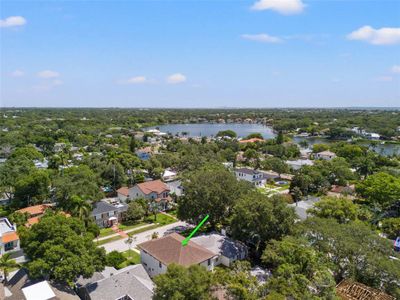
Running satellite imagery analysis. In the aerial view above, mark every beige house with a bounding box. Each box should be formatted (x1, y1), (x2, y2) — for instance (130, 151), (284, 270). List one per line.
(138, 233), (218, 277)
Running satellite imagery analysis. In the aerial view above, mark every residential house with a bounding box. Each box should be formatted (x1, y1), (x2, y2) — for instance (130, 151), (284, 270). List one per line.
(286, 159), (314, 170)
(116, 187), (129, 202)
(0, 218), (19, 255)
(315, 150), (337, 160)
(118, 180), (172, 211)
(76, 265), (153, 300)
(138, 233), (218, 277)
(90, 200), (128, 228)
(16, 204), (54, 227)
(327, 185), (355, 198)
(162, 169), (177, 182)
(3, 268), (79, 300)
(234, 168), (266, 187)
(191, 233), (248, 267)
(336, 279), (395, 300)
(239, 138), (264, 144)
(135, 147), (153, 160)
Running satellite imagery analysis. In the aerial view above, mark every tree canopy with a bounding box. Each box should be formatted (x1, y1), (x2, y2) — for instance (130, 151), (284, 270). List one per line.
(20, 213), (106, 285)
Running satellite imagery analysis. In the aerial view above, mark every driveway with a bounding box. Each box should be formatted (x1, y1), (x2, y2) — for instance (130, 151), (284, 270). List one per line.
(100, 221), (189, 253)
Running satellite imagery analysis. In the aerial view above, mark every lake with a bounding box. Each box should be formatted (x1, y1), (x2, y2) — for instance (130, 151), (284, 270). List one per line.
(147, 123), (276, 139)
(146, 123), (400, 156)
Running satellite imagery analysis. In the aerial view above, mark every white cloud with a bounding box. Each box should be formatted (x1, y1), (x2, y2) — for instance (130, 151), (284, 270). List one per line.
(10, 70), (24, 77)
(126, 76), (148, 84)
(241, 33), (282, 43)
(37, 70), (60, 78)
(391, 65), (400, 74)
(347, 26), (400, 45)
(0, 16), (26, 28)
(251, 0), (305, 15)
(166, 73), (187, 84)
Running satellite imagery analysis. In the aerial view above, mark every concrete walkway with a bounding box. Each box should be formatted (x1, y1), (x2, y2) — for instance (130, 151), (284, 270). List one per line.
(99, 221), (189, 253)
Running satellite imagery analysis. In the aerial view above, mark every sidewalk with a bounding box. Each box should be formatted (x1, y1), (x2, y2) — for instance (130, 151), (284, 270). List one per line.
(95, 223), (157, 242)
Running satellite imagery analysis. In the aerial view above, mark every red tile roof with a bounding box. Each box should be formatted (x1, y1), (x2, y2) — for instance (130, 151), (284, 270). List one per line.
(138, 233), (216, 267)
(239, 138), (264, 144)
(117, 187), (129, 196)
(16, 204), (53, 216)
(137, 180), (169, 195)
(2, 232), (19, 243)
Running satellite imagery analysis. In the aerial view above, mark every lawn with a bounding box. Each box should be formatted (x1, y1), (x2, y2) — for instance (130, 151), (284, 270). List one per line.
(118, 249), (141, 269)
(96, 224), (161, 246)
(98, 213), (176, 238)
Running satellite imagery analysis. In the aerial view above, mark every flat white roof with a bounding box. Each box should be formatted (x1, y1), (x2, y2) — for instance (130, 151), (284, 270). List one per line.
(22, 281), (55, 300)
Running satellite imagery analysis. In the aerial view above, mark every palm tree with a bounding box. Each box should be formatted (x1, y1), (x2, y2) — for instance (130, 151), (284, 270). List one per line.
(106, 151), (118, 192)
(0, 253), (19, 283)
(70, 195), (92, 223)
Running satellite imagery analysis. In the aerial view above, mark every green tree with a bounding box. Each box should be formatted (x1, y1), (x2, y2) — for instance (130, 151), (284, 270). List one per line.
(153, 264), (214, 300)
(14, 169), (50, 206)
(262, 236), (337, 300)
(307, 197), (361, 224)
(381, 217), (400, 239)
(125, 201), (145, 223)
(245, 133), (263, 140)
(178, 165), (251, 228)
(0, 253), (19, 283)
(312, 144), (329, 153)
(8, 211), (29, 227)
(106, 251), (125, 268)
(21, 214), (106, 285)
(53, 165), (103, 209)
(356, 172), (400, 210)
(276, 131), (284, 145)
(300, 218), (400, 298)
(216, 130), (237, 139)
(230, 193), (296, 256)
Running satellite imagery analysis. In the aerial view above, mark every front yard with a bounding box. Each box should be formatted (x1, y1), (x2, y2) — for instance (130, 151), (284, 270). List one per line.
(117, 249), (141, 269)
(258, 183), (290, 196)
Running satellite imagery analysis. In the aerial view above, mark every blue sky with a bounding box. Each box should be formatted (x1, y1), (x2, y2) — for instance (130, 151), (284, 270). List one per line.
(1, 0), (399, 107)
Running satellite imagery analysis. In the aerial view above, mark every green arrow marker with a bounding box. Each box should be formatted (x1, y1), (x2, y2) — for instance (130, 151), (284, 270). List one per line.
(182, 214), (209, 246)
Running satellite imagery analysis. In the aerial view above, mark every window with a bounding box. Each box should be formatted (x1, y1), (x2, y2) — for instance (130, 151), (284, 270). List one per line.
(4, 242), (14, 251)
(159, 261), (162, 268)
(207, 259), (211, 266)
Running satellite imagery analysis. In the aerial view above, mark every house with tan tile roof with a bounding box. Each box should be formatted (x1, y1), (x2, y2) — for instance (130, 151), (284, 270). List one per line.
(138, 233), (218, 277)
(118, 180), (172, 211)
(16, 204), (70, 227)
(0, 218), (20, 255)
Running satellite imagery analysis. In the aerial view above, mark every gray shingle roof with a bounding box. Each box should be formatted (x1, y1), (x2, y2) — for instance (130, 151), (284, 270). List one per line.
(191, 233), (247, 260)
(90, 202), (117, 216)
(85, 265), (153, 300)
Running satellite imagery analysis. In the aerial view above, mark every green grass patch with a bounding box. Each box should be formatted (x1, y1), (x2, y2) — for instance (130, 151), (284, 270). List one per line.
(98, 227), (115, 238)
(118, 221), (147, 231)
(145, 213), (176, 225)
(95, 235), (123, 246)
(117, 249), (141, 269)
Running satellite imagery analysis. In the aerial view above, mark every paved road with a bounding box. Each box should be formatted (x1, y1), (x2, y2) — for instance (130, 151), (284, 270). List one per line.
(100, 221), (189, 253)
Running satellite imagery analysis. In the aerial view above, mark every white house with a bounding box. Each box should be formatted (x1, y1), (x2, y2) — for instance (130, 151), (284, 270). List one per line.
(117, 180), (172, 211)
(162, 169), (177, 182)
(286, 159), (314, 170)
(137, 233), (218, 277)
(315, 151), (337, 161)
(0, 218), (20, 255)
(191, 233), (248, 267)
(234, 168), (266, 187)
